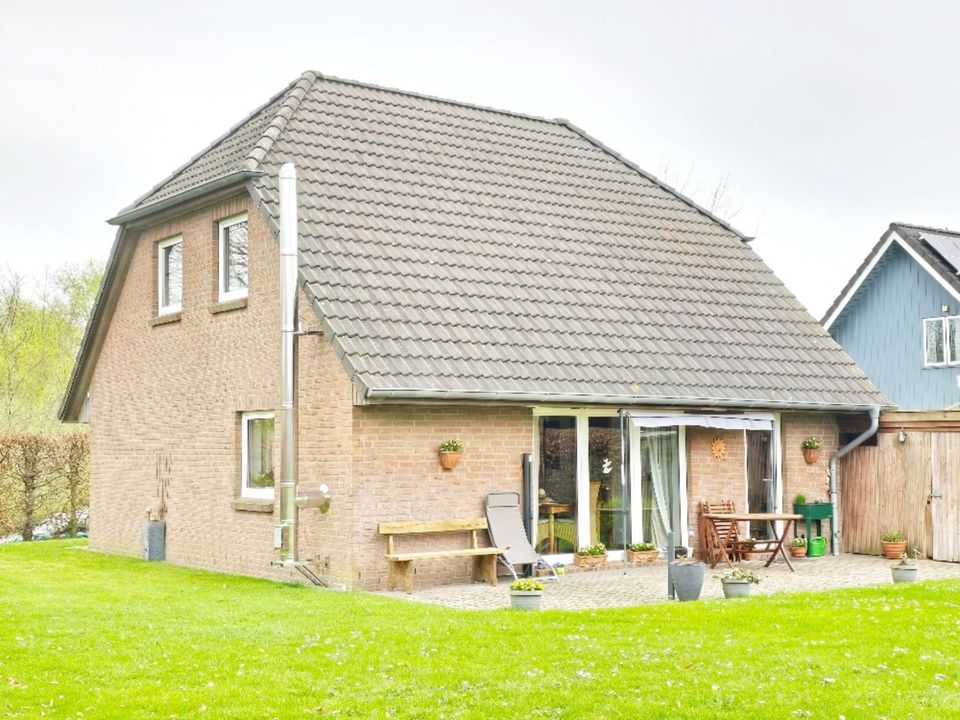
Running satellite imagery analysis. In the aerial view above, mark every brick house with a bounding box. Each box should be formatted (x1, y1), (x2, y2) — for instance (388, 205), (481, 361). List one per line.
(61, 71), (886, 590)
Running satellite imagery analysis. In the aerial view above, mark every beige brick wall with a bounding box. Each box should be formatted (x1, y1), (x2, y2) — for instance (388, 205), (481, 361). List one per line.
(87, 192), (355, 584)
(351, 405), (531, 590)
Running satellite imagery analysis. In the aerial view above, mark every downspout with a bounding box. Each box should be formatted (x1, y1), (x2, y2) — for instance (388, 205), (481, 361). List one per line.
(278, 163), (299, 564)
(828, 405), (881, 556)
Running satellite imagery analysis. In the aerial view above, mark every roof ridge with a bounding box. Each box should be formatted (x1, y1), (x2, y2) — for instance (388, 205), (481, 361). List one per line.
(243, 71), (319, 171)
(114, 73), (306, 216)
(557, 120), (751, 242)
(893, 221), (960, 237)
(310, 71), (562, 127)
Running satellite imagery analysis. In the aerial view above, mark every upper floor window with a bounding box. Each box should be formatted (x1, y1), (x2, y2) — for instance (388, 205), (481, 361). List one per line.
(157, 236), (183, 315)
(923, 316), (960, 366)
(218, 214), (248, 302)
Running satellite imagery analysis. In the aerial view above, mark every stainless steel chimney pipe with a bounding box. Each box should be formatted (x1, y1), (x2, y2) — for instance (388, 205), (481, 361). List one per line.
(278, 163), (299, 563)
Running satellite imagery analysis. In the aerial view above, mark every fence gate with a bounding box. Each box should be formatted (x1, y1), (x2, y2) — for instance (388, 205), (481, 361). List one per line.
(840, 412), (960, 562)
(931, 433), (960, 562)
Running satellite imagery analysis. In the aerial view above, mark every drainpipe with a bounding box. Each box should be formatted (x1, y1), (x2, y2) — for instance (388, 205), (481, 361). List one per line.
(828, 405), (881, 556)
(277, 163), (299, 564)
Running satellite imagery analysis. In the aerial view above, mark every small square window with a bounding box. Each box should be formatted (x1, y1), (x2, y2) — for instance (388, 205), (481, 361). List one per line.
(157, 236), (183, 315)
(218, 214), (248, 302)
(241, 411), (275, 498)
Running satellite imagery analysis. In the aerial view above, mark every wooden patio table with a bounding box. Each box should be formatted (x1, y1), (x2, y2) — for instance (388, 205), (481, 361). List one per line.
(703, 512), (803, 572)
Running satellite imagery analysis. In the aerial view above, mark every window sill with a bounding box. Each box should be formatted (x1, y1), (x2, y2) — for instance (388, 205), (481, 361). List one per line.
(211, 297), (248, 315)
(232, 497), (275, 513)
(150, 312), (182, 327)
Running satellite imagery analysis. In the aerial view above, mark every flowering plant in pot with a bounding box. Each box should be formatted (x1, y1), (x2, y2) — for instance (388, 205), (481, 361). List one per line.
(438, 439), (464, 470)
(891, 549), (920, 584)
(626, 542), (659, 564)
(574, 543), (607, 569)
(881, 531), (907, 560)
(801, 437), (822, 464)
(789, 535), (807, 558)
(739, 537), (762, 560)
(509, 578), (545, 610)
(715, 567), (760, 598)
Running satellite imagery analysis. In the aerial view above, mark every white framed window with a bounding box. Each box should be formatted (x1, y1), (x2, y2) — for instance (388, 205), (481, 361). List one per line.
(157, 236), (183, 315)
(923, 316), (960, 366)
(218, 214), (249, 302)
(241, 411), (275, 498)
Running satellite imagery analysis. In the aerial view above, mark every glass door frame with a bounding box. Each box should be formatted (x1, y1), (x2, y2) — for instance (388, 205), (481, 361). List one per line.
(533, 408), (623, 563)
(629, 421), (689, 552)
(742, 412), (784, 534)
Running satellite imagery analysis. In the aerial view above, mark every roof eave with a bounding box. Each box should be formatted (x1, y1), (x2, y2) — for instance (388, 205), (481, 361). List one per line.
(108, 171), (264, 226)
(361, 386), (889, 413)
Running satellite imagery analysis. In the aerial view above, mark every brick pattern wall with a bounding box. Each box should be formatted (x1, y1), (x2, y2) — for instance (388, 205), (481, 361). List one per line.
(686, 428), (747, 552)
(780, 412), (838, 518)
(351, 405), (532, 590)
(88, 193), (354, 583)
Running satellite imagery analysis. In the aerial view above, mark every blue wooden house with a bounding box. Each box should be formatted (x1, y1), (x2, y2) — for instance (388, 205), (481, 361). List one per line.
(823, 223), (960, 410)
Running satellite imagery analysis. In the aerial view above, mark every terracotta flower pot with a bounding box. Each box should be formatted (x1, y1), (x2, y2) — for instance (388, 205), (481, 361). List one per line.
(439, 451), (462, 470)
(802, 447), (821, 464)
(574, 553), (607, 569)
(626, 549), (659, 564)
(790, 545), (807, 558)
(881, 540), (907, 560)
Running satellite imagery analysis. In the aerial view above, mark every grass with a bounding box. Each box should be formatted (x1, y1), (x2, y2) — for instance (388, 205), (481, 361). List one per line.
(2, 542), (960, 719)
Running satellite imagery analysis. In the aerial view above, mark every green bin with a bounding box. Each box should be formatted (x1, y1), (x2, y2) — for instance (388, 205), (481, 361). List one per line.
(807, 536), (826, 557)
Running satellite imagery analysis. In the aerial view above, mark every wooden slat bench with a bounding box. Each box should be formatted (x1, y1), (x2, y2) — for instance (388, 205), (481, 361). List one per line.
(377, 518), (503, 592)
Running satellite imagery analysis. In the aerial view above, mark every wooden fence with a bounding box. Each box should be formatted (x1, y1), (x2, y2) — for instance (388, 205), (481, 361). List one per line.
(840, 412), (960, 562)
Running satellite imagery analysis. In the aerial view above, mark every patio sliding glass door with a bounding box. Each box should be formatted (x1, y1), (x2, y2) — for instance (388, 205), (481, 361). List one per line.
(637, 426), (681, 548)
(746, 429), (775, 538)
(536, 413), (626, 556)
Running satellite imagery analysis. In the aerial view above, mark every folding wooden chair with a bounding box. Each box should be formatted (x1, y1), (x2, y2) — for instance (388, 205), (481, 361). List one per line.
(698, 499), (742, 565)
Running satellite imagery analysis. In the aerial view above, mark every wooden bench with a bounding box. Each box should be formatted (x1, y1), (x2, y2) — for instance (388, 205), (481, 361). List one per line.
(377, 518), (503, 592)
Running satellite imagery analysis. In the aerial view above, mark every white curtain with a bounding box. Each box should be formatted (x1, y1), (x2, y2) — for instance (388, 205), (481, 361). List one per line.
(644, 429), (678, 548)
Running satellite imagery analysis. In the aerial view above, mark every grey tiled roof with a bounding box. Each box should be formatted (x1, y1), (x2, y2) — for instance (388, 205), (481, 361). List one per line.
(115, 71), (889, 410)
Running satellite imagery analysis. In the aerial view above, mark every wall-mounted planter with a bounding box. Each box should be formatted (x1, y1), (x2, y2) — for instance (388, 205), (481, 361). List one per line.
(439, 451), (462, 470)
(802, 447), (821, 464)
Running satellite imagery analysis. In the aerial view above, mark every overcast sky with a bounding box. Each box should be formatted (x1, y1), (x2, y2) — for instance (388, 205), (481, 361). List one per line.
(3, 1), (959, 316)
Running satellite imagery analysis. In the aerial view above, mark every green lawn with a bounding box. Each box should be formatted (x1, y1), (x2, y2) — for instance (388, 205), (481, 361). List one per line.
(1, 542), (959, 719)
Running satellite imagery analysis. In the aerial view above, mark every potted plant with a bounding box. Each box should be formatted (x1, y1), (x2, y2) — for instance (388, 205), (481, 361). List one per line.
(739, 537), (760, 560)
(626, 542), (659, 564)
(891, 550), (919, 584)
(881, 531), (907, 560)
(789, 536), (807, 558)
(793, 493), (807, 508)
(438, 439), (464, 470)
(573, 543), (607, 569)
(509, 578), (545, 610)
(716, 567), (761, 598)
(670, 558), (706, 601)
(801, 437), (822, 464)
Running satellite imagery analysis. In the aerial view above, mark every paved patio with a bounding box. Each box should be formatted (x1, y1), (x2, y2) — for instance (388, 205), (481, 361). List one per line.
(375, 554), (960, 610)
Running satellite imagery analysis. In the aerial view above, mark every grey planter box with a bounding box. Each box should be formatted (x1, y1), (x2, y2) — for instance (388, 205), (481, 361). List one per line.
(510, 590), (543, 610)
(670, 561), (705, 601)
(721, 579), (752, 598)
(143, 520), (166, 561)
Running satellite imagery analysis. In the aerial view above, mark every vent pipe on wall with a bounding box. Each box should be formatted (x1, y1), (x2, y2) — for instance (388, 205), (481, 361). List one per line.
(277, 162), (300, 564)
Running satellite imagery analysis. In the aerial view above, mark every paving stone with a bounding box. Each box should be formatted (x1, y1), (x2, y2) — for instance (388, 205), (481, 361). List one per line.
(373, 554), (960, 611)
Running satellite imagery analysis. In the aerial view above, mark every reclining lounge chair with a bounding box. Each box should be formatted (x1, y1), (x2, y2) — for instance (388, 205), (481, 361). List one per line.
(485, 491), (560, 582)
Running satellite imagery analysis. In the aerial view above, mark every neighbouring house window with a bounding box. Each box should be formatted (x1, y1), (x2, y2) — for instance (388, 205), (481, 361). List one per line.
(157, 236), (183, 314)
(218, 214), (248, 302)
(241, 411), (274, 498)
(923, 316), (960, 366)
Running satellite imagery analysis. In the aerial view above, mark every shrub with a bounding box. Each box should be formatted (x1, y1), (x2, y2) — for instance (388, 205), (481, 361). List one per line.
(627, 542), (656, 552)
(882, 531), (905, 542)
(794, 493), (807, 505)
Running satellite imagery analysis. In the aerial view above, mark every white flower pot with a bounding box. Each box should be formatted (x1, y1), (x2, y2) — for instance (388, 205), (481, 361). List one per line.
(510, 590), (543, 610)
